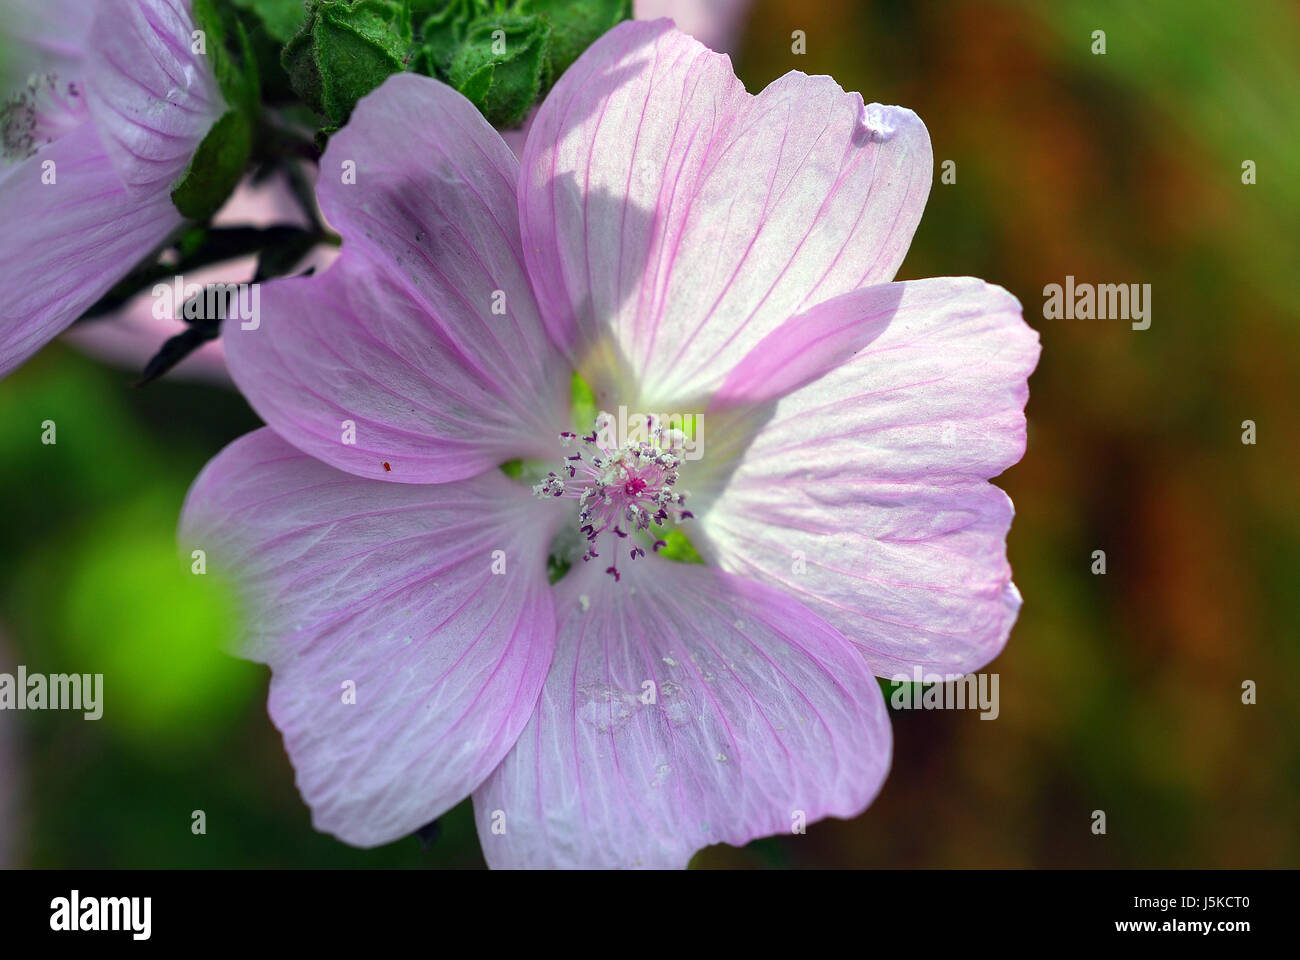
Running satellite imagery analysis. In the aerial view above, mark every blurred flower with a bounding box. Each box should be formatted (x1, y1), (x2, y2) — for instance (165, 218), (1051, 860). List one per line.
(0, 0), (226, 378)
(181, 19), (1038, 867)
(637, 0), (750, 52)
(0, 0), (92, 80)
(60, 0), (749, 382)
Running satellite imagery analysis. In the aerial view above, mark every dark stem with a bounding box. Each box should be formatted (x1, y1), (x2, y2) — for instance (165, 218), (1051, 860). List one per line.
(77, 225), (323, 322)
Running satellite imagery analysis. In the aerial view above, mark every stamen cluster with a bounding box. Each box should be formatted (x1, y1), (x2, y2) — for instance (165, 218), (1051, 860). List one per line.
(1, 74), (86, 162)
(533, 412), (694, 581)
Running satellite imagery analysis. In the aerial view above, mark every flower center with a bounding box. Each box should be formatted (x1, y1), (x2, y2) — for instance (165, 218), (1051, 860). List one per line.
(1, 73), (88, 163)
(534, 412), (694, 582)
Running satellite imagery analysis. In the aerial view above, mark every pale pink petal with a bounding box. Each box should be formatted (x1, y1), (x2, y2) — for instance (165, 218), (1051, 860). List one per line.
(695, 277), (1041, 676)
(501, 0), (754, 160)
(179, 428), (565, 847)
(473, 556), (891, 869)
(0, 122), (182, 377)
(84, 0), (224, 194)
(226, 73), (570, 482)
(519, 19), (931, 406)
(227, 253), (559, 482)
(710, 284), (902, 408)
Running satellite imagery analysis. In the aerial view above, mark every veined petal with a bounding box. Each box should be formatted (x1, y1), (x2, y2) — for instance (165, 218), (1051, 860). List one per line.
(473, 556), (891, 869)
(519, 19), (931, 407)
(227, 73), (571, 482)
(227, 254), (560, 482)
(695, 277), (1041, 676)
(84, 0), (224, 194)
(0, 122), (182, 378)
(710, 283), (902, 409)
(179, 428), (564, 847)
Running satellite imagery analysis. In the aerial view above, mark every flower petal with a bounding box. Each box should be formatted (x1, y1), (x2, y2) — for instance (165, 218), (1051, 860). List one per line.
(709, 283), (902, 408)
(179, 428), (564, 847)
(0, 122), (182, 378)
(473, 556), (891, 869)
(84, 0), (224, 193)
(519, 19), (931, 406)
(226, 73), (570, 482)
(695, 277), (1041, 676)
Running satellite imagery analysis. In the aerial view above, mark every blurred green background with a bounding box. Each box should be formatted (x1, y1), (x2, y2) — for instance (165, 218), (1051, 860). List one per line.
(1, 0), (1297, 868)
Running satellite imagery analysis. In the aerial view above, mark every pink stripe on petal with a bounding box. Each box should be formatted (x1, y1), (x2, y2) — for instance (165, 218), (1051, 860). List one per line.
(230, 74), (571, 481)
(473, 556), (890, 869)
(317, 73), (568, 420)
(695, 277), (1041, 676)
(710, 283), (904, 409)
(519, 20), (931, 407)
(84, 0), (224, 194)
(519, 20), (745, 403)
(225, 254), (564, 483)
(179, 429), (565, 847)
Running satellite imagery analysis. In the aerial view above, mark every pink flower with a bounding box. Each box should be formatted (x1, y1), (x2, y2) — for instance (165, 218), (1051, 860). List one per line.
(0, 0), (225, 378)
(180, 20), (1040, 868)
(63, 0), (749, 383)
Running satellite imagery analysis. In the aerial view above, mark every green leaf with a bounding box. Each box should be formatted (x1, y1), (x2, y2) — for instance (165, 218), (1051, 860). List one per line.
(236, 2), (304, 102)
(411, 0), (629, 127)
(447, 12), (551, 128)
(193, 0), (261, 115)
(412, 0), (490, 76)
(170, 109), (254, 220)
(169, 0), (259, 219)
(233, 0), (314, 44)
(570, 369), (598, 432)
(522, 0), (630, 81)
(546, 553), (572, 584)
(653, 527), (705, 565)
(283, 0), (414, 128)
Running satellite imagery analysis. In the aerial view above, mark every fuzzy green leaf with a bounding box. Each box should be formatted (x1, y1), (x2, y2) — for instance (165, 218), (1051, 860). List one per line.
(447, 12), (550, 128)
(522, 0), (630, 80)
(170, 110), (255, 220)
(232, 0), (313, 44)
(283, 0), (413, 127)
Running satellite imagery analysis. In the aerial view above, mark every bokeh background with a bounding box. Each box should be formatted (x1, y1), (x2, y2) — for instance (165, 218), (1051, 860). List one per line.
(1, 0), (1297, 868)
